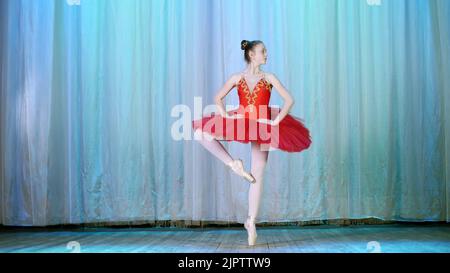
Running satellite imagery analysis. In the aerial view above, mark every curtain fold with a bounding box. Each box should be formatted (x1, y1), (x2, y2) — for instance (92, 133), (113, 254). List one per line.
(0, 0), (449, 226)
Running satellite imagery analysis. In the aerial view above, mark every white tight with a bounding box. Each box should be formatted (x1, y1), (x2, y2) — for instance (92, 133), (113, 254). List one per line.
(194, 129), (269, 222)
(248, 141), (269, 220)
(193, 129), (234, 165)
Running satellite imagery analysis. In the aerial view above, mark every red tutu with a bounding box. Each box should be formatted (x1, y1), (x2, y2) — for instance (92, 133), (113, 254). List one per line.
(192, 73), (312, 153)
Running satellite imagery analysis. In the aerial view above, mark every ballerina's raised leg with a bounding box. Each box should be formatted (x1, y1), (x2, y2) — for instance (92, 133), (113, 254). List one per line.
(193, 129), (255, 183)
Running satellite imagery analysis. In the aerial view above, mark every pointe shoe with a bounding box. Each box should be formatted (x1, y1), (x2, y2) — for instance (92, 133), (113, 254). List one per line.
(244, 216), (257, 246)
(227, 159), (256, 183)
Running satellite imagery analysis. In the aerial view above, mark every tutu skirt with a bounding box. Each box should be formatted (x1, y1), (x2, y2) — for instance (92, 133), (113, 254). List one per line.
(192, 106), (312, 152)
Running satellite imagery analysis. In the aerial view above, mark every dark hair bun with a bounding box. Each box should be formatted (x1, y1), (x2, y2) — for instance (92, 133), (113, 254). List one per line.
(241, 40), (249, 50)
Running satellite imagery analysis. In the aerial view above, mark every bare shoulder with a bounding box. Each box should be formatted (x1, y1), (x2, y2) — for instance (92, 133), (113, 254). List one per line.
(229, 72), (243, 86)
(264, 72), (278, 85)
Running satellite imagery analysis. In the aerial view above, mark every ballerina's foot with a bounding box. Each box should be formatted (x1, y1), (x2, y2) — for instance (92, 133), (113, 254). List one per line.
(244, 216), (257, 246)
(227, 159), (256, 183)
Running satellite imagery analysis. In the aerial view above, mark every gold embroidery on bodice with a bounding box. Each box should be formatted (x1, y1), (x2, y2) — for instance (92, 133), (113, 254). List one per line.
(238, 73), (272, 106)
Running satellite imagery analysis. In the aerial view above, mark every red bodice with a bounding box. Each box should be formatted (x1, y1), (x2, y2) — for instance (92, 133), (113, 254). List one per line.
(235, 73), (273, 120)
(191, 72), (312, 153)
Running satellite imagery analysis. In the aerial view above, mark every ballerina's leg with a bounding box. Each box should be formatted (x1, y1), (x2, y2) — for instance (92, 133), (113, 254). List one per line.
(248, 141), (269, 220)
(194, 128), (234, 165)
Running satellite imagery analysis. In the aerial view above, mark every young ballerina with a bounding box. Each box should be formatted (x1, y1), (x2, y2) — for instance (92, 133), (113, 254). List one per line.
(192, 39), (312, 246)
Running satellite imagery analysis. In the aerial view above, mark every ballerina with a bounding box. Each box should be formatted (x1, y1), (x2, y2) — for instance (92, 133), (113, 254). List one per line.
(192, 39), (312, 246)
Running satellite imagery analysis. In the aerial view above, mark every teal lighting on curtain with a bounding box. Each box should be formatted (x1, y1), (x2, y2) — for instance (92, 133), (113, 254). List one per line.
(0, 0), (449, 226)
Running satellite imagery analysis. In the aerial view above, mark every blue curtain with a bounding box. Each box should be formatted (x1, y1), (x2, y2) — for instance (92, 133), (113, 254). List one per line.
(1, 0), (449, 226)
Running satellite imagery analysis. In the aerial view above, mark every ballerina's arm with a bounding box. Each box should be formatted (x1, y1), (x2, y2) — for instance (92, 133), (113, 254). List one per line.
(214, 73), (243, 118)
(266, 73), (295, 126)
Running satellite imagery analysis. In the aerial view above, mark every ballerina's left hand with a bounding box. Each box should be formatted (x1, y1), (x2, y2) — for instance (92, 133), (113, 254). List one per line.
(257, 118), (280, 126)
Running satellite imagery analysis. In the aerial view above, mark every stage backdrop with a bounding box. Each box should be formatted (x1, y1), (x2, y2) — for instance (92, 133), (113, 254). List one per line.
(1, 0), (449, 226)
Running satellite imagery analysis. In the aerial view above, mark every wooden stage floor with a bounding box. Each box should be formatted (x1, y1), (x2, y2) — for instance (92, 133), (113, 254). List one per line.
(0, 223), (449, 253)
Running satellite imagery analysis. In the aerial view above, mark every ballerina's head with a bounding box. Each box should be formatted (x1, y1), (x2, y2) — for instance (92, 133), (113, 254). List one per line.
(241, 40), (267, 66)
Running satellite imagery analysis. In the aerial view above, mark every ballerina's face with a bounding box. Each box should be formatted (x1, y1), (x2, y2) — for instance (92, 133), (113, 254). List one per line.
(249, 43), (268, 65)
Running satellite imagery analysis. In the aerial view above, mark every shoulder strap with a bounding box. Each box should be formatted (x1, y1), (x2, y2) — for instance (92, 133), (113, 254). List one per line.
(237, 72), (244, 86)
